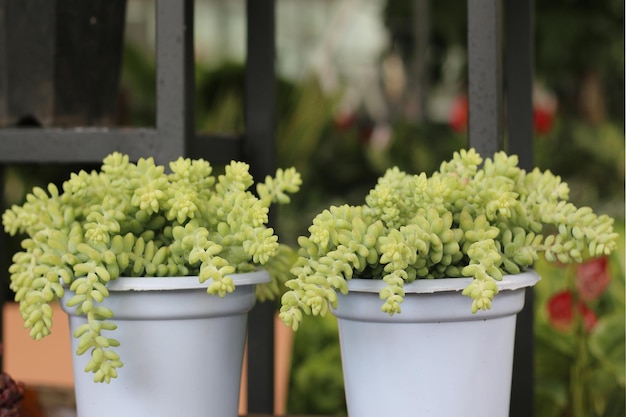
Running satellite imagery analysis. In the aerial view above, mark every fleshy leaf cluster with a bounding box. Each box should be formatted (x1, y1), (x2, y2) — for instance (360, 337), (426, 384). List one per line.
(279, 148), (618, 330)
(3, 152), (301, 383)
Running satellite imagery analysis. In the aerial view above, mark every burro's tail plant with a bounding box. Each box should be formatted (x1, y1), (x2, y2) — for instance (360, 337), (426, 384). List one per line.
(279, 148), (618, 331)
(3, 152), (301, 383)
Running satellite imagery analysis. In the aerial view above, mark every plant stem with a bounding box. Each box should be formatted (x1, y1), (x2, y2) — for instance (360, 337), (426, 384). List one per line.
(570, 300), (590, 417)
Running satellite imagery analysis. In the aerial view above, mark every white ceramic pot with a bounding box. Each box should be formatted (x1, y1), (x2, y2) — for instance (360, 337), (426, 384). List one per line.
(60, 270), (269, 417)
(331, 270), (540, 417)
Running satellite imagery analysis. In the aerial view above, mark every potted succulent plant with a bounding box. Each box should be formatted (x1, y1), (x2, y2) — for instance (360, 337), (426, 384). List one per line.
(3, 152), (301, 417)
(280, 148), (618, 417)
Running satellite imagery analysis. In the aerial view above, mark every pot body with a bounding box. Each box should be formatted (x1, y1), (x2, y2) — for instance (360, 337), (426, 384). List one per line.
(331, 270), (540, 417)
(60, 270), (269, 417)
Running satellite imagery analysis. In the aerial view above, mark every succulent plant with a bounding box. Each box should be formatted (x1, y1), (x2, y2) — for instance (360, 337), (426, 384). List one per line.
(3, 152), (301, 383)
(279, 148), (618, 331)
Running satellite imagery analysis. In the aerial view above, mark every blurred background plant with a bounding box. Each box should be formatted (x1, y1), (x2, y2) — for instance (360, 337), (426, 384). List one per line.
(534, 233), (624, 417)
(2, 0), (623, 415)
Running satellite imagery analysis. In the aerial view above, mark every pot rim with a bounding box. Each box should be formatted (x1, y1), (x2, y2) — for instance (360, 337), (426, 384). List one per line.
(345, 269), (540, 294)
(82, 269), (270, 292)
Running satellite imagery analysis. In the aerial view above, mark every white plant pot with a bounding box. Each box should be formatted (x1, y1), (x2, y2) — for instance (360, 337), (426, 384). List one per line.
(60, 270), (269, 417)
(331, 270), (540, 417)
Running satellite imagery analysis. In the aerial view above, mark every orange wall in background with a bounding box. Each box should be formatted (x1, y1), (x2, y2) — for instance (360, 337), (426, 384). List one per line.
(3, 302), (74, 388)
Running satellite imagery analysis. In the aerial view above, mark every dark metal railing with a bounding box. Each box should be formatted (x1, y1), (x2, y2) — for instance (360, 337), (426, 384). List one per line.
(468, 1), (535, 416)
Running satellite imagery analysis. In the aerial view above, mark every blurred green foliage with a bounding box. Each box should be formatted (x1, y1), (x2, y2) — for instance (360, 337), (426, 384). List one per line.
(287, 314), (346, 416)
(534, 0), (624, 121)
(534, 119), (624, 218)
(534, 221), (625, 417)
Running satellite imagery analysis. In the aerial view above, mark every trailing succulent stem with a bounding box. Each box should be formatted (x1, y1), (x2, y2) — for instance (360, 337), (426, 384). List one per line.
(3, 153), (301, 383)
(280, 148), (618, 330)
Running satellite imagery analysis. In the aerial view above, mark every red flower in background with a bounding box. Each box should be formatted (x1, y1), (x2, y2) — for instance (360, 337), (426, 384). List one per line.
(547, 290), (575, 332)
(547, 290), (599, 333)
(333, 111), (356, 131)
(577, 303), (598, 332)
(449, 89), (556, 134)
(575, 257), (611, 301)
(449, 95), (469, 132)
(533, 106), (554, 135)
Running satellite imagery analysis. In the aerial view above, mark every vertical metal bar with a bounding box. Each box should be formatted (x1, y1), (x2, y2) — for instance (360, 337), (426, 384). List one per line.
(0, 3), (6, 121)
(0, 12), (7, 368)
(506, 0), (534, 168)
(409, 0), (430, 122)
(155, 0), (195, 164)
(467, 0), (504, 157)
(244, 0), (276, 177)
(245, 0), (276, 414)
(506, 1), (535, 416)
(0, 166), (5, 371)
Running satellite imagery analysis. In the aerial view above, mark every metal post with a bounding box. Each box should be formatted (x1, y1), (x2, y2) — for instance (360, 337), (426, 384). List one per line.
(467, 0), (504, 156)
(155, 0), (195, 164)
(409, 0), (430, 122)
(506, 0), (534, 168)
(245, 0), (276, 414)
(506, 1), (535, 416)
(0, 166), (5, 371)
